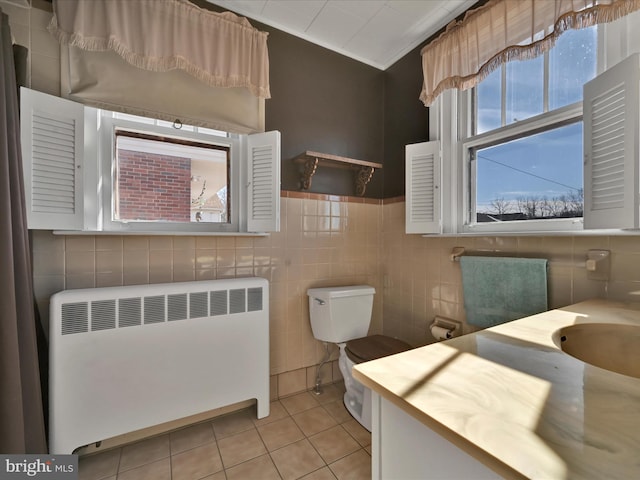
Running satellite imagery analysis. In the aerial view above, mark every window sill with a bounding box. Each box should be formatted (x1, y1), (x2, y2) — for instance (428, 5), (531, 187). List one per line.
(422, 229), (640, 237)
(51, 230), (270, 237)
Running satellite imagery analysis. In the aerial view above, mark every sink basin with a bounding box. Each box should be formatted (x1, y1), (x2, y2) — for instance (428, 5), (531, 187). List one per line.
(556, 323), (640, 379)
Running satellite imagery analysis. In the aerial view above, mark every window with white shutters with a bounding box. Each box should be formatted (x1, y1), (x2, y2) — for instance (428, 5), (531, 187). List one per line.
(20, 88), (280, 233)
(424, 13), (640, 235)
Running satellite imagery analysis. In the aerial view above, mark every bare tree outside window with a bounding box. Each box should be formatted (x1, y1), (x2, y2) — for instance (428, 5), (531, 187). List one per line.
(478, 189), (583, 222)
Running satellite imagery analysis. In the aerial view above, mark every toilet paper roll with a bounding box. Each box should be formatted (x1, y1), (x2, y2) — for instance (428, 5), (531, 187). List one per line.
(430, 324), (453, 340)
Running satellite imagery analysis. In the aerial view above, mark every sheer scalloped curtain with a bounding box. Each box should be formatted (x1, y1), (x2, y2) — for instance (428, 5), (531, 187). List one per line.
(0, 10), (47, 453)
(48, 0), (271, 133)
(420, 0), (640, 106)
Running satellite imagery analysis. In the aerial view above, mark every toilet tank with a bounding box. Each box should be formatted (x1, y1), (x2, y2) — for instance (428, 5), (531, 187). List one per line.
(307, 285), (375, 343)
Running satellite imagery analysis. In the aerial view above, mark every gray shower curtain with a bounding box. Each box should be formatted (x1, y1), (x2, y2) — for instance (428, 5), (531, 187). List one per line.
(0, 10), (47, 453)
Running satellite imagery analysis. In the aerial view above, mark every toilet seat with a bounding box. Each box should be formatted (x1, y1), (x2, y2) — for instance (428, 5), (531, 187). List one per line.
(345, 334), (412, 364)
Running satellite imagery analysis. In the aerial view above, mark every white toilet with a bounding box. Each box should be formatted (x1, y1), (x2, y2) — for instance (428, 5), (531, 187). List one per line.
(307, 285), (411, 431)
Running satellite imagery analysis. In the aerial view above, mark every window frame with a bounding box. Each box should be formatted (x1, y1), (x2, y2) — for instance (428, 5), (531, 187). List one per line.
(462, 25), (599, 234)
(113, 130), (232, 225)
(461, 100), (586, 234)
(98, 113), (243, 234)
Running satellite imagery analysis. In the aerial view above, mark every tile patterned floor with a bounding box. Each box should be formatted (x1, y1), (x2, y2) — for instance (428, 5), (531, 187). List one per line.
(78, 383), (372, 480)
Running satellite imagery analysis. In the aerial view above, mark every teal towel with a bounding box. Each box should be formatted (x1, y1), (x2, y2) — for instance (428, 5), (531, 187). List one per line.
(460, 256), (548, 328)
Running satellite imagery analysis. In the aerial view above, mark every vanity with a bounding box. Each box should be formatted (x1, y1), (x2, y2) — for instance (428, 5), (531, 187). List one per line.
(352, 299), (640, 479)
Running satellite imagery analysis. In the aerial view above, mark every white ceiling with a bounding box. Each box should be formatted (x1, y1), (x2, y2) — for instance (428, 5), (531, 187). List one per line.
(207, 0), (477, 70)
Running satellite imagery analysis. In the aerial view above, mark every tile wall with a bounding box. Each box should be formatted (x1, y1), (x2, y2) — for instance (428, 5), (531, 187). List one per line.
(35, 194), (640, 403)
(32, 192), (384, 399)
(382, 199), (640, 345)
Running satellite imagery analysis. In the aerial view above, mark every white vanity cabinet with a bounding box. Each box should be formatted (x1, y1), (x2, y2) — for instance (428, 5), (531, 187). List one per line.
(371, 393), (501, 480)
(353, 300), (640, 480)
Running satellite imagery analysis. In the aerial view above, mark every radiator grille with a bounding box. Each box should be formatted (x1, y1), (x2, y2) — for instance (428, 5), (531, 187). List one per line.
(210, 291), (227, 316)
(168, 293), (188, 321)
(61, 302), (88, 335)
(91, 300), (116, 331)
(58, 284), (264, 335)
(229, 289), (246, 314)
(144, 295), (165, 324)
(119, 297), (141, 328)
(248, 287), (263, 312)
(190, 292), (208, 319)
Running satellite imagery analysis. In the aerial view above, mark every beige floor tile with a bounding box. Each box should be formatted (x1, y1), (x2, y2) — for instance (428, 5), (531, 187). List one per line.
(225, 454), (282, 480)
(77, 387), (371, 480)
(329, 449), (371, 480)
(253, 400), (289, 427)
(118, 434), (170, 472)
(280, 391), (320, 415)
(293, 406), (338, 437)
(171, 442), (223, 480)
(116, 457), (171, 480)
(308, 425), (360, 464)
(78, 449), (120, 480)
(313, 384), (344, 405)
(301, 466), (338, 480)
(341, 420), (371, 447)
(212, 409), (256, 439)
(170, 422), (215, 455)
(270, 439), (325, 480)
(321, 400), (352, 424)
(200, 472), (226, 480)
(257, 416), (305, 451)
(217, 428), (267, 468)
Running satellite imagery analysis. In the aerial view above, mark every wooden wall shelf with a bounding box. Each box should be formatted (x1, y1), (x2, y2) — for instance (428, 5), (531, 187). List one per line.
(294, 151), (383, 196)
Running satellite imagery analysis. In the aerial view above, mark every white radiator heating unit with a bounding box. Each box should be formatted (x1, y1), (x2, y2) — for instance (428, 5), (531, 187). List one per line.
(49, 278), (270, 454)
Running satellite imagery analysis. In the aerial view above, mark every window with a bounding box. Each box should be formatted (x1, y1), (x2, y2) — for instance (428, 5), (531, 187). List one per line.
(476, 28), (597, 134)
(20, 88), (280, 234)
(99, 111), (244, 233)
(114, 132), (230, 224)
(410, 10), (640, 235)
(98, 112), (240, 233)
(464, 27), (597, 231)
(472, 121), (584, 224)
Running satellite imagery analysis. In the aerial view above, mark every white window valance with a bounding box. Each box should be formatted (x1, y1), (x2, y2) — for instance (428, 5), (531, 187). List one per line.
(49, 0), (270, 99)
(420, 0), (640, 106)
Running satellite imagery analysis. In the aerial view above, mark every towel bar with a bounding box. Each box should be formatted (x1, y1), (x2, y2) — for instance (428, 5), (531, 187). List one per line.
(450, 247), (610, 275)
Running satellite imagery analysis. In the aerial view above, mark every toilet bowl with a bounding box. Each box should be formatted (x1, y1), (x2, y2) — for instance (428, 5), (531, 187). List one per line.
(339, 334), (411, 430)
(307, 286), (412, 431)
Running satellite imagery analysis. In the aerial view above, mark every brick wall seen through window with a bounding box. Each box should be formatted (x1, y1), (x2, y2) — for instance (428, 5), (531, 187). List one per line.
(116, 150), (191, 222)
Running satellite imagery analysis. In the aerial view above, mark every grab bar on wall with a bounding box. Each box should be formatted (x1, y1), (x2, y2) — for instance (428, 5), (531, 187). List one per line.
(449, 246), (610, 274)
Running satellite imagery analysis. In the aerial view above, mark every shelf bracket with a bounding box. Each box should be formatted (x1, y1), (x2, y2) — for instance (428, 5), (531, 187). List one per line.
(356, 166), (375, 196)
(302, 157), (319, 190)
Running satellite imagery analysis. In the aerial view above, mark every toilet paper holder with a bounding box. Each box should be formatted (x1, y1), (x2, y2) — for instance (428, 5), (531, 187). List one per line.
(430, 316), (462, 340)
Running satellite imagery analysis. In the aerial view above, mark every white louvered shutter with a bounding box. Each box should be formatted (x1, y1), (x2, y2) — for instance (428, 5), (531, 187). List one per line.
(247, 131), (281, 232)
(584, 53), (640, 229)
(406, 141), (441, 234)
(21, 88), (84, 230)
